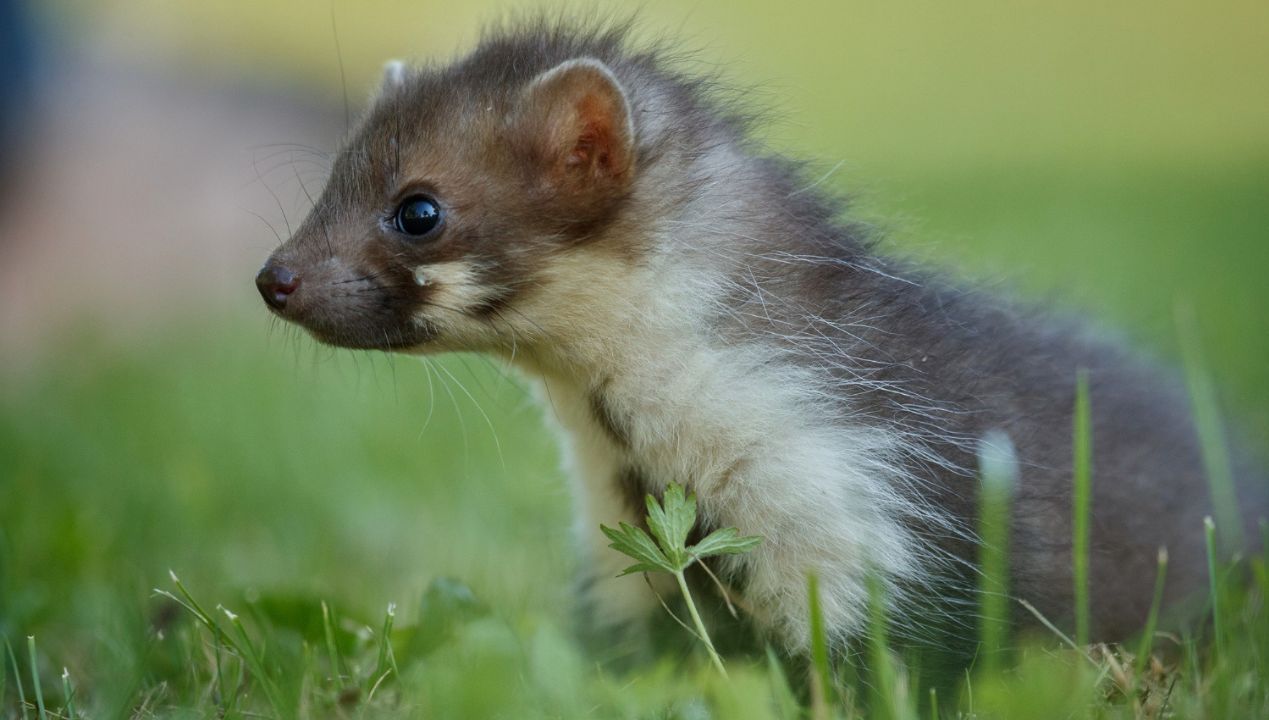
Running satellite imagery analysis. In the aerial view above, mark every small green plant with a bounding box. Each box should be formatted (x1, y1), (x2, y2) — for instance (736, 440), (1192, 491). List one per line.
(600, 482), (763, 677)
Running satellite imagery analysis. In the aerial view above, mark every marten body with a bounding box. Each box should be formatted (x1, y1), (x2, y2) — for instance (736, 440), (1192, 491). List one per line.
(256, 20), (1265, 653)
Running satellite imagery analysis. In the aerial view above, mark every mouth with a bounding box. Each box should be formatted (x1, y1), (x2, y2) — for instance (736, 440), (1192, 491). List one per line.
(299, 318), (439, 352)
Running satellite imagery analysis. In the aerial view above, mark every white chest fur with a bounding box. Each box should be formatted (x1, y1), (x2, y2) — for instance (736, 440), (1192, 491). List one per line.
(525, 330), (923, 649)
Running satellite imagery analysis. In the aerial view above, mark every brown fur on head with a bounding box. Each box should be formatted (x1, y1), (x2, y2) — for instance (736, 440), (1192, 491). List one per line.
(258, 39), (640, 353)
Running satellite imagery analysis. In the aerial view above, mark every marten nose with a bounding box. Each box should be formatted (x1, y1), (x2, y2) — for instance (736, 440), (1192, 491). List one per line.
(256, 264), (301, 310)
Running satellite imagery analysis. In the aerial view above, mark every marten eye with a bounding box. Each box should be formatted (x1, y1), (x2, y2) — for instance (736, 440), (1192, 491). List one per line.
(393, 195), (442, 237)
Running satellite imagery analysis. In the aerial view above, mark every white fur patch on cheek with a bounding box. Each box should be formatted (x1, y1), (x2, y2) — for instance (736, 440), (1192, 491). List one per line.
(412, 261), (488, 313)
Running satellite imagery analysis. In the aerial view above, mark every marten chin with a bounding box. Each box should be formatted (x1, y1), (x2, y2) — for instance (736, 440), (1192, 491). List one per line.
(255, 18), (1267, 657)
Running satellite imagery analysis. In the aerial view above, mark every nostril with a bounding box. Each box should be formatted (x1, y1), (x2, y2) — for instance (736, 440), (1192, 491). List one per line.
(255, 264), (301, 310)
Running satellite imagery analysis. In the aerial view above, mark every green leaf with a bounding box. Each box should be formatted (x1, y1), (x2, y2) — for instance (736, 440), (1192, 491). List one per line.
(644, 483), (696, 567)
(617, 562), (668, 577)
(600, 522), (673, 573)
(688, 526), (763, 560)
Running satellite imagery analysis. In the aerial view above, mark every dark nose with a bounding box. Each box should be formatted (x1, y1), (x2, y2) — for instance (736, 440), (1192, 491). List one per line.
(256, 264), (301, 310)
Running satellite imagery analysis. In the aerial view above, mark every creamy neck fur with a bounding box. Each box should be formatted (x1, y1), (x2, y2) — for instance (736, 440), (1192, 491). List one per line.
(505, 228), (928, 649)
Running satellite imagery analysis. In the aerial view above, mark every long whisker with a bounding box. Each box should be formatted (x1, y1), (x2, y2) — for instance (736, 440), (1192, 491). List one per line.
(252, 148), (294, 238)
(432, 358), (506, 473)
(245, 208), (284, 249)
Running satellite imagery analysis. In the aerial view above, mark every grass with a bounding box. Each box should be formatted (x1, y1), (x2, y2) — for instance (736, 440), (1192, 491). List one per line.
(976, 431), (1016, 678)
(1073, 371), (1093, 649)
(4, 320), (1263, 717)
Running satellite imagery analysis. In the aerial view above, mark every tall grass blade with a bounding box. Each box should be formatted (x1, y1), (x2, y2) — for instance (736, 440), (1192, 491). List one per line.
(60, 668), (76, 720)
(1176, 304), (1245, 553)
(1203, 517), (1225, 659)
(5, 637), (29, 720)
(221, 606), (291, 718)
(765, 646), (801, 720)
(26, 637), (46, 720)
(374, 602), (399, 683)
(321, 601), (344, 685)
(1134, 547), (1169, 675)
(976, 430), (1017, 675)
(1072, 369), (1093, 647)
(866, 573), (913, 720)
(806, 573), (833, 719)
(157, 573), (235, 706)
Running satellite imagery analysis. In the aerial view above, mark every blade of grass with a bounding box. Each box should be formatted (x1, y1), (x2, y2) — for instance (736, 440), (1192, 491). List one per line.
(807, 573), (833, 719)
(5, 637), (29, 720)
(1073, 369), (1092, 648)
(1134, 547), (1169, 675)
(977, 430), (1017, 676)
(1203, 517), (1225, 659)
(321, 601), (345, 685)
(866, 573), (913, 720)
(373, 602), (399, 685)
(26, 637), (46, 720)
(61, 668), (76, 720)
(164, 570), (218, 629)
(1176, 304), (1245, 554)
(765, 646), (800, 720)
(220, 606), (290, 718)
(156, 572), (233, 707)
(1016, 599), (1098, 668)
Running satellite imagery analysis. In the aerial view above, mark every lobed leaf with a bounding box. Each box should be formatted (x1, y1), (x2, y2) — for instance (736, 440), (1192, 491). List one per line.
(601, 522), (673, 573)
(689, 526), (763, 560)
(644, 483), (696, 567)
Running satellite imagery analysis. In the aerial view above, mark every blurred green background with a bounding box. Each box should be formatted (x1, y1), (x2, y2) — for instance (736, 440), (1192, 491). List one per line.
(1, 0), (1267, 711)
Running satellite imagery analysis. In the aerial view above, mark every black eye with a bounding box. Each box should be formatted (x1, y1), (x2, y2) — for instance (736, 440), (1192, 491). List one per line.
(393, 195), (442, 237)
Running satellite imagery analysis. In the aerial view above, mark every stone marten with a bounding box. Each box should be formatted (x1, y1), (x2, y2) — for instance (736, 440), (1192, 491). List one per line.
(255, 19), (1265, 655)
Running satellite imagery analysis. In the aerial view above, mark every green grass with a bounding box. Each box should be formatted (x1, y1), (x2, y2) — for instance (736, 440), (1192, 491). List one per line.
(2, 313), (1265, 717)
(1073, 371), (1093, 649)
(976, 431), (1016, 678)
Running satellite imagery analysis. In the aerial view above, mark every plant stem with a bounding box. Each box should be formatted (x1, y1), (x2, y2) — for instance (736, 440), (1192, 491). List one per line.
(673, 570), (727, 678)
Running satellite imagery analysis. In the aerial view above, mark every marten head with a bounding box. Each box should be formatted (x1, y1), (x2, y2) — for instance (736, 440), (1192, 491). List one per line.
(256, 36), (642, 353)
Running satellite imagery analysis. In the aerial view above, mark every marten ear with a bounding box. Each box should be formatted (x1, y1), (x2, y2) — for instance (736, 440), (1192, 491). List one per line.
(513, 58), (635, 214)
(381, 60), (408, 92)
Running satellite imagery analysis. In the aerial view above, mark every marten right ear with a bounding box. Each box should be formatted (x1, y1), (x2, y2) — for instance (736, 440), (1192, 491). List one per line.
(512, 58), (635, 222)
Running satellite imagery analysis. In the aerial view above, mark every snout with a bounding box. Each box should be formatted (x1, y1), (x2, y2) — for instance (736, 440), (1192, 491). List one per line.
(255, 263), (301, 311)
